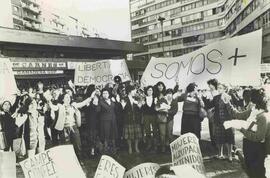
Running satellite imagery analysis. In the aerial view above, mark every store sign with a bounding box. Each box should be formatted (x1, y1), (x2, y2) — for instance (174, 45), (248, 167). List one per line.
(12, 62), (66, 69)
(13, 70), (64, 75)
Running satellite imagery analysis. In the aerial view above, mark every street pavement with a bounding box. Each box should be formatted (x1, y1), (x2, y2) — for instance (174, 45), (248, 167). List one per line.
(16, 118), (248, 178)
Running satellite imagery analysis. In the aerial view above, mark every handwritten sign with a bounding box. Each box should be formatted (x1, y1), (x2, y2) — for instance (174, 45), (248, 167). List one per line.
(94, 155), (125, 178)
(170, 133), (205, 175)
(124, 163), (160, 178)
(19, 145), (86, 178)
(0, 152), (16, 178)
(74, 59), (131, 86)
(141, 29), (262, 89)
(0, 58), (17, 104)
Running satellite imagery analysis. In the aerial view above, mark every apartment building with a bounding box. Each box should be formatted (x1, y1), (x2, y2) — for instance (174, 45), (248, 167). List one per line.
(1, 0), (93, 37)
(130, 0), (270, 62)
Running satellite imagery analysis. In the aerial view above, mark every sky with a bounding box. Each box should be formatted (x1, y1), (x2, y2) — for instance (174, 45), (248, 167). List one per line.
(42, 0), (131, 41)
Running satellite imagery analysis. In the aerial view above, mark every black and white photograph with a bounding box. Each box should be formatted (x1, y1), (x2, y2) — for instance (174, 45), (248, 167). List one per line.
(0, 0), (270, 177)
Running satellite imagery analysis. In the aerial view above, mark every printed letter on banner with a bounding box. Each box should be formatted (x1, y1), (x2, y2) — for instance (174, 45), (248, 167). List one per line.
(19, 145), (86, 178)
(0, 58), (17, 104)
(141, 30), (262, 89)
(170, 133), (205, 175)
(94, 155), (125, 178)
(124, 163), (160, 178)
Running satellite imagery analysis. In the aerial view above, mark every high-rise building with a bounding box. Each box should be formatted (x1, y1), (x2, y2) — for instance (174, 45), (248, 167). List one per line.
(0, 0), (96, 37)
(129, 0), (270, 62)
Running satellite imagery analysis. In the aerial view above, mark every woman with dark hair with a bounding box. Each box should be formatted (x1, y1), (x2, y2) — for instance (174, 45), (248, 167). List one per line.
(231, 89), (270, 178)
(0, 95), (20, 151)
(47, 92), (92, 161)
(176, 82), (204, 139)
(97, 88), (118, 155)
(121, 84), (143, 154)
(142, 85), (157, 152)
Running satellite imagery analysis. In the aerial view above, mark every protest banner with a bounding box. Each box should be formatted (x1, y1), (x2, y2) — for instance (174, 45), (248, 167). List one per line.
(94, 155), (126, 178)
(124, 163), (160, 178)
(141, 29), (262, 89)
(0, 58), (17, 104)
(74, 59), (131, 86)
(170, 133), (205, 175)
(0, 152), (16, 178)
(19, 145), (86, 178)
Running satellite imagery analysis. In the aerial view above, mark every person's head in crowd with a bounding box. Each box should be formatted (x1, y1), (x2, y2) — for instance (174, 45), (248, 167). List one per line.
(28, 87), (33, 94)
(61, 93), (73, 106)
(101, 88), (110, 100)
(114, 75), (122, 85)
(145, 85), (154, 97)
(265, 78), (270, 85)
(250, 88), (268, 111)
(52, 89), (60, 101)
(207, 79), (218, 91)
(21, 97), (37, 113)
(186, 82), (198, 96)
(1, 101), (11, 112)
(217, 83), (227, 95)
(64, 85), (74, 97)
(126, 84), (136, 97)
(165, 88), (174, 101)
(155, 81), (166, 97)
(155, 165), (175, 177)
(242, 89), (251, 106)
(37, 81), (44, 91)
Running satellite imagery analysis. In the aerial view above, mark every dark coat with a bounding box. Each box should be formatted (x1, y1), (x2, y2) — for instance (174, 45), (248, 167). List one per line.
(122, 98), (142, 125)
(97, 98), (116, 121)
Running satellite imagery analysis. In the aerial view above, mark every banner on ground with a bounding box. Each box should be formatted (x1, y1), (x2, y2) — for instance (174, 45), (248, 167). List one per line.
(19, 145), (86, 178)
(0, 152), (16, 178)
(0, 58), (17, 104)
(141, 30), (262, 89)
(74, 59), (131, 86)
(170, 133), (205, 175)
(94, 155), (126, 178)
(124, 163), (160, 178)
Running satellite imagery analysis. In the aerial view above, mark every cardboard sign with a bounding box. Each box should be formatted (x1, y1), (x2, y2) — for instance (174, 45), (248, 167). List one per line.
(171, 165), (205, 178)
(0, 152), (16, 178)
(124, 163), (160, 178)
(141, 30), (262, 89)
(74, 59), (131, 86)
(0, 58), (17, 104)
(94, 155), (125, 178)
(170, 133), (205, 175)
(19, 145), (86, 178)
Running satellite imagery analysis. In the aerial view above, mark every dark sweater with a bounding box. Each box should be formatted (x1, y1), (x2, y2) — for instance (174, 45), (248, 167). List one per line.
(177, 93), (200, 116)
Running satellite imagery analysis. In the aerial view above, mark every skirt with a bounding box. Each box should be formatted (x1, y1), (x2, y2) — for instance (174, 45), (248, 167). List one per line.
(100, 119), (118, 141)
(124, 124), (142, 140)
(213, 123), (235, 144)
(181, 113), (201, 139)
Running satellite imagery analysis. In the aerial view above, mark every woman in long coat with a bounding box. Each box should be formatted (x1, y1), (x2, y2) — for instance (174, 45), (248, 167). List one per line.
(97, 88), (118, 154)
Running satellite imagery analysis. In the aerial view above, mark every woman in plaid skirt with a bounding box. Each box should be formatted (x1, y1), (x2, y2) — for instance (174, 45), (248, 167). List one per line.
(121, 84), (143, 154)
(209, 83), (235, 161)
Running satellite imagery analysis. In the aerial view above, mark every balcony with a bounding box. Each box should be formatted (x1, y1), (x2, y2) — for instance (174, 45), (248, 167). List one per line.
(23, 13), (41, 24)
(52, 18), (65, 26)
(22, 3), (40, 14)
(24, 21), (40, 31)
(21, 0), (40, 7)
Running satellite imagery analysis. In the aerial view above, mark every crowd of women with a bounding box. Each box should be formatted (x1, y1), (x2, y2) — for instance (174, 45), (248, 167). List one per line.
(0, 77), (270, 178)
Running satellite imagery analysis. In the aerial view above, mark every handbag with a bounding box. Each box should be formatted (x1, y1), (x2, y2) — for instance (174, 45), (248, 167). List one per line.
(13, 124), (26, 157)
(0, 131), (7, 150)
